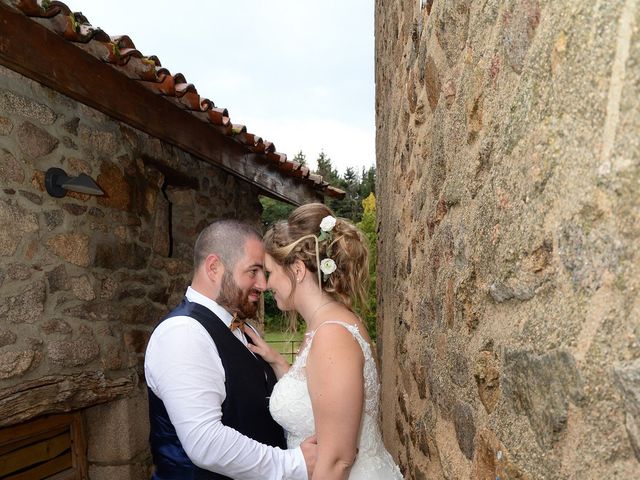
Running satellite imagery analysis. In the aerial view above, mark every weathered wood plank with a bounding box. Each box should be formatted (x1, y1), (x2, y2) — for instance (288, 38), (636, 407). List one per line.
(0, 432), (70, 477)
(70, 412), (88, 479)
(4, 452), (72, 480)
(0, 425), (68, 456)
(0, 414), (73, 447)
(44, 469), (76, 480)
(0, 373), (135, 428)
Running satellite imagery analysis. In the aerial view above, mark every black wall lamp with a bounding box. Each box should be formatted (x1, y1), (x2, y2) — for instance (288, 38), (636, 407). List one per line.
(45, 168), (104, 198)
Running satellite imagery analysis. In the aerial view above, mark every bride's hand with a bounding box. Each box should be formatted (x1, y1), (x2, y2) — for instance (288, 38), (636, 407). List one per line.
(243, 326), (290, 378)
(243, 325), (281, 363)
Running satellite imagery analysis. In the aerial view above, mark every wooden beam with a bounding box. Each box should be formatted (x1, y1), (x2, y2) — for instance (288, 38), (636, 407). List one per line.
(0, 3), (321, 206)
(0, 372), (135, 428)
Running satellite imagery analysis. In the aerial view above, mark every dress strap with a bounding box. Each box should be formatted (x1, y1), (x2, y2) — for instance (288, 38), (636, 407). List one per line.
(311, 320), (359, 339)
(314, 320), (357, 332)
(308, 320), (369, 357)
(295, 321), (371, 370)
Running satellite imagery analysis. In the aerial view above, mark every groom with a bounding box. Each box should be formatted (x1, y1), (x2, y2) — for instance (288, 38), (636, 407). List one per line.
(144, 219), (314, 479)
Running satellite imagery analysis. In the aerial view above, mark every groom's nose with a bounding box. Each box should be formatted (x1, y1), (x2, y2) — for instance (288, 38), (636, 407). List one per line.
(253, 270), (267, 291)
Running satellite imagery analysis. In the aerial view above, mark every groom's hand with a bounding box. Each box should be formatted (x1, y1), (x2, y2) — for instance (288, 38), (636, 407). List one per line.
(300, 434), (318, 477)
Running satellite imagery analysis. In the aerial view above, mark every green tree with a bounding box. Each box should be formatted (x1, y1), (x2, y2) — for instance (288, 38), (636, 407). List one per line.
(357, 192), (377, 339)
(315, 150), (340, 185)
(259, 196), (294, 232)
(341, 167), (361, 219)
(315, 153), (368, 222)
(343, 166), (358, 186)
(314, 151), (345, 217)
(360, 165), (376, 198)
(292, 150), (307, 166)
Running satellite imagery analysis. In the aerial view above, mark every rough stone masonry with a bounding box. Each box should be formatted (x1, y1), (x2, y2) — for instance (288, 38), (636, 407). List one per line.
(375, 0), (640, 478)
(0, 63), (262, 478)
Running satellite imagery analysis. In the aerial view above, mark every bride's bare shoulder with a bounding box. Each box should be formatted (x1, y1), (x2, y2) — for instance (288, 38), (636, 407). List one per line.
(308, 319), (364, 358)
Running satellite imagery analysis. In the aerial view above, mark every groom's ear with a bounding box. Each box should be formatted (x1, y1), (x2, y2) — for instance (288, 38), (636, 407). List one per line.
(204, 254), (224, 282)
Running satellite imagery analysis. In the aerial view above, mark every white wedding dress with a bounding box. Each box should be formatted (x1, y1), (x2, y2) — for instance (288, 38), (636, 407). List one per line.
(269, 321), (404, 479)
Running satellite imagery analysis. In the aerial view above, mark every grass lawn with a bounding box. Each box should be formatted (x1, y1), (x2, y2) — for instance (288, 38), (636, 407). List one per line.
(264, 329), (305, 364)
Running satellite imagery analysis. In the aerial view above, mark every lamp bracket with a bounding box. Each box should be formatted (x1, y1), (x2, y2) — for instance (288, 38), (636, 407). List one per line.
(45, 167), (70, 198)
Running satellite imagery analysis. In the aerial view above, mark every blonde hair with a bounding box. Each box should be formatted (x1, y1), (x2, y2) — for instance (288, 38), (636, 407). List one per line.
(264, 203), (369, 315)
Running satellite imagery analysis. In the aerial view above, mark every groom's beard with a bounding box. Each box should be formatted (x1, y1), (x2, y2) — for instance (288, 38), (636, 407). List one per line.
(217, 271), (260, 320)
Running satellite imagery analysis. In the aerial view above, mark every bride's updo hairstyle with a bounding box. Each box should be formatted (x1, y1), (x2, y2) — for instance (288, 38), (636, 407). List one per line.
(264, 203), (369, 312)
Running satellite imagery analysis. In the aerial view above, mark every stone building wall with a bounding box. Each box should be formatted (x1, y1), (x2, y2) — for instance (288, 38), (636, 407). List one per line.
(0, 64), (261, 477)
(376, 1), (640, 478)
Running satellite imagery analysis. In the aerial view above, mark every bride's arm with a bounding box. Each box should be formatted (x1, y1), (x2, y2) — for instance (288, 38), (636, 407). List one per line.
(306, 325), (365, 480)
(243, 325), (291, 378)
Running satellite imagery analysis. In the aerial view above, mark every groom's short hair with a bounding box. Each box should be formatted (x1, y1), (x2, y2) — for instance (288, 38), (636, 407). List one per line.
(194, 220), (262, 270)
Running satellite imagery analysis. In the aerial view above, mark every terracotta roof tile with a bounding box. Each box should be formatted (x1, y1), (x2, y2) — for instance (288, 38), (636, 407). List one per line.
(298, 166), (311, 178)
(16, 0), (61, 17)
(308, 173), (323, 185)
(139, 72), (174, 96)
(252, 138), (266, 154)
(262, 141), (276, 154)
(7, 0), (344, 199)
(117, 56), (161, 82)
(207, 107), (231, 127)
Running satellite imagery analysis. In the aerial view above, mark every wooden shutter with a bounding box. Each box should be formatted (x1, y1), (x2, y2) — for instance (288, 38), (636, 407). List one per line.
(0, 413), (87, 480)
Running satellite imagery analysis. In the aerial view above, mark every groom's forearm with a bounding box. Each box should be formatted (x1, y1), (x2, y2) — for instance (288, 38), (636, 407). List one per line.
(186, 422), (307, 480)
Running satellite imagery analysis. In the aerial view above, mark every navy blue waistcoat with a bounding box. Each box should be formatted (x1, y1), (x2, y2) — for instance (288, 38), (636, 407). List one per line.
(148, 297), (286, 480)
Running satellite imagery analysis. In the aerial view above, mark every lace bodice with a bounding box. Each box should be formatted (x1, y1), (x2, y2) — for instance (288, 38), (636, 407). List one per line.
(269, 321), (404, 479)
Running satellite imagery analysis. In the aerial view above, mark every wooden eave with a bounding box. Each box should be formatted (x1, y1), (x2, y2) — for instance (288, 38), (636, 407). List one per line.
(0, 3), (325, 205)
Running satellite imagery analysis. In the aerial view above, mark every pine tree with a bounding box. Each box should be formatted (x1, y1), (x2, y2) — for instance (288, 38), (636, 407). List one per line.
(341, 167), (361, 220)
(315, 150), (340, 185)
(360, 165), (376, 198)
(292, 150), (307, 166)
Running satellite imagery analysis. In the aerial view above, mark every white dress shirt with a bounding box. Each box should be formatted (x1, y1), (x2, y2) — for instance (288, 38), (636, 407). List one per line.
(144, 287), (307, 480)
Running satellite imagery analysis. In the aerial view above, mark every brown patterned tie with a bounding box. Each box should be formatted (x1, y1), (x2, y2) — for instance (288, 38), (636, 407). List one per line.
(230, 313), (245, 332)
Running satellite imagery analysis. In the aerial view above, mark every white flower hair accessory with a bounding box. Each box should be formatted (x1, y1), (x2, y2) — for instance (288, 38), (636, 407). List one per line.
(319, 215), (337, 233)
(275, 214), (339, 288)
(318, 216), (337, 282)
(320, 258), (337, 278)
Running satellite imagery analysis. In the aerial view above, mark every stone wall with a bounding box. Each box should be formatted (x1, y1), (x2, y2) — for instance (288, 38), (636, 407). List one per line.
(375, 1), (640, 478)
(0, 64), (261, 476)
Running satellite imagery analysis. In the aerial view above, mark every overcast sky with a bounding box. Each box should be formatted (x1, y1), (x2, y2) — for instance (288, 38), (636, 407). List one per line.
(64, 0), (375, 175)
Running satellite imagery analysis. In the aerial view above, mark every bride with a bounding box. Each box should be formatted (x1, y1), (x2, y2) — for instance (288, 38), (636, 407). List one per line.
(244, 203), (403, 480)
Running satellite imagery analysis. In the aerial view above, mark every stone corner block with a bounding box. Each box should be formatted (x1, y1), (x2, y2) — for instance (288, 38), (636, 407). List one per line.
(84, 390), (150, 463)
